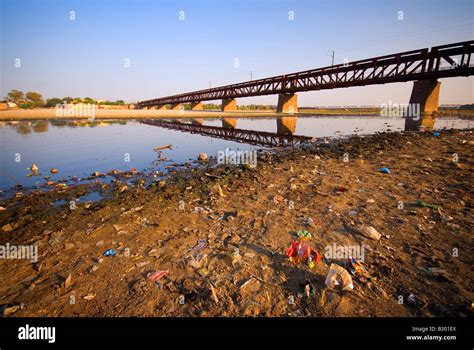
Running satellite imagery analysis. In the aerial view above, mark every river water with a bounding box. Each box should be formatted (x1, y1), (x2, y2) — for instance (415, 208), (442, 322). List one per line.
(0, 116), (471, 193)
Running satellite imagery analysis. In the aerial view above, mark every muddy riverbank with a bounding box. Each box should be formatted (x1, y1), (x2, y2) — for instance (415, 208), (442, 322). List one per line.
(0, 129), (472, 317)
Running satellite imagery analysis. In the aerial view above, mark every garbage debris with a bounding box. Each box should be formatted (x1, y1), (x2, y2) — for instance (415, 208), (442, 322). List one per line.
(187, 253), (208, 269)
(50, 168), (58, 174)
(296, 230), (312, 238)
(83, 294), (96, 301)
(337, 186), (348, 192)
(209, 283), (219, 303)
(407, 293), (416, 304)
(300, 279), (316, 297)
(103, 249), (117, 257)
(416, 200), (438, 209)
(154, 144), (173, 151)
(325, 263), (354, 291)
(355, 225), (382, 241)
(378, 167), (391, 174)
(286, 239), (322, 269)
(147, 270), (169, 283)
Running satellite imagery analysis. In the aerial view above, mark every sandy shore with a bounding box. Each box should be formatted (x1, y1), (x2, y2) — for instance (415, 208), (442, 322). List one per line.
(1, 109), (291, 120)
(0, 130), (472, 317)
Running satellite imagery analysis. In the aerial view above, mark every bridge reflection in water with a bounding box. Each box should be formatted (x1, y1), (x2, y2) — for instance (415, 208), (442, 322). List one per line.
(140, 118), (311, 147)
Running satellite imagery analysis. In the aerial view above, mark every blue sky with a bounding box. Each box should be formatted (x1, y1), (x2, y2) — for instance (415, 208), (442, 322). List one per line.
(1, 0), (473, 106)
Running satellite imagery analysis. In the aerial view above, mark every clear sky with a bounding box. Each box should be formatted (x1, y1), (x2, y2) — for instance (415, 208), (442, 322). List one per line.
(1, 0), (473, 106)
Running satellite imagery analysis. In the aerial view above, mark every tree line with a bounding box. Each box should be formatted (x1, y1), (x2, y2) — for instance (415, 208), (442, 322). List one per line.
(5, 90), (126, 109)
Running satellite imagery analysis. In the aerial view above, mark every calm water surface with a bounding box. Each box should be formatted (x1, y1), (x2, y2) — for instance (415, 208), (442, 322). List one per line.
(0, 116), (471, 193)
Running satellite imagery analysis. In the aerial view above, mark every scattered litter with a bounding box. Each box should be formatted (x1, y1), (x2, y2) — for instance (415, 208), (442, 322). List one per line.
(416, 200), (438, 209)
(50, 168), (58, 174)
(209, 283), (219, 303)
(337, 186), (348, 192)
(407, 293), (416, 304)
(286, 239), (322, 269)
(154, 144), (173, 151)
(273, 194), (284, 204)
(83, 294), (96, 301)
(355, 225), (382, 241)
(186, 239), (207, 257)
(306, 217), (317, 227)
(300, 279), (316, 297)
(147, 270), (169, 283)
(378, 167), (391, 174)
(433, 132), (441, 137)
(187, 253), (208, 269)
(325, 263), (354, 291)
(103, 249), (117, 257)
(296, 230), (312, 239)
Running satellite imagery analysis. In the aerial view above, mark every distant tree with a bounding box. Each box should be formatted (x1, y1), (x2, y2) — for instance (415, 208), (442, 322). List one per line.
(7, 89), (25, 103)
(25, 92), (45, 107)
(83, 97), (97, 104)
(62, 97), (73, 103)
(72, 97), (83, 104)
(115, 100), (125, 105)
(46, 98), (64, 108)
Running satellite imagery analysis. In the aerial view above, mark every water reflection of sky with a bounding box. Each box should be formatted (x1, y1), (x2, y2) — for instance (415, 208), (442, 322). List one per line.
(0, 116), (472, 191)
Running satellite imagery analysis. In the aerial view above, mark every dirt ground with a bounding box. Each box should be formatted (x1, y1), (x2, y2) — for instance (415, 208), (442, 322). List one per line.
(0, 129), (472, 317)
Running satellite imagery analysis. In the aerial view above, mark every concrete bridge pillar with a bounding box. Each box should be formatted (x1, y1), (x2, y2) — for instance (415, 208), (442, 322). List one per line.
(191, 118), (204, 125)
(405, 79), (441, 131)
(191, 102), (204, 111)
(157, 105), (167, 111)
(222, 118), (237, 129)
(222, 98), (237, 112)
(277, 93), (298, 114)
(171, 103), (184, 111)
(277, 116), (297, 134)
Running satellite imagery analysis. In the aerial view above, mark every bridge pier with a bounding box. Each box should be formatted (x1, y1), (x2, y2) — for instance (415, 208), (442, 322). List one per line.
(222, 118), (237, 129)
(222, 98), (237, 112)
(157, 105), (167, 111)
(277, 116), (297, 134)
(191, 102), (204, 111)
(191, 118), (204, 125)
(277, 93), (298, 114)
(405, 79), (441, 131)
(171, 103), (184, 111)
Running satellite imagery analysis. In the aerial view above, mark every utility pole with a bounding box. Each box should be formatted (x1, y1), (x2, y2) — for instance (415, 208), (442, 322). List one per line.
(329, 50), (335, 66)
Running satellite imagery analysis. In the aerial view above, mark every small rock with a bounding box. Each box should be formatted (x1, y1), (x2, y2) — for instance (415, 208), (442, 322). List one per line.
(198, 153), (208, 162)
(2, 223), (13, 232)
(3, 305), (21, 316)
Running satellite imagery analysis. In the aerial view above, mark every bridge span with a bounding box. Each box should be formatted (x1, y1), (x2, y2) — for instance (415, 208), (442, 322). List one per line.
(138, 40), (473, 120)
